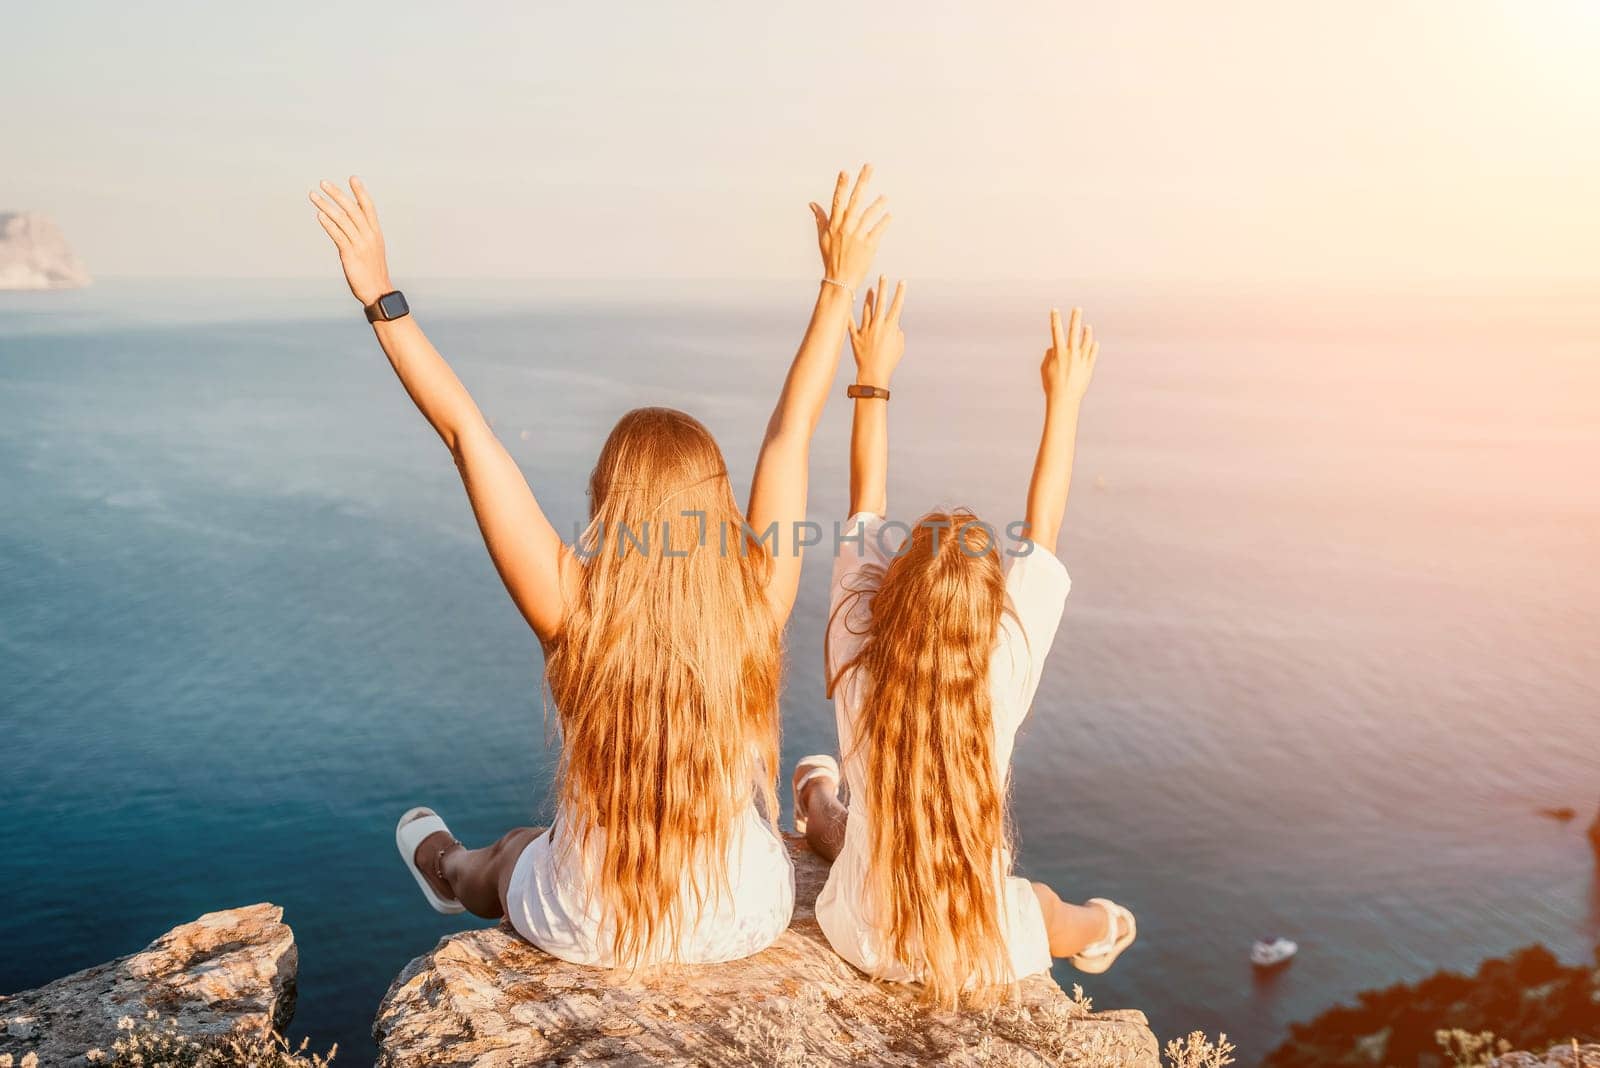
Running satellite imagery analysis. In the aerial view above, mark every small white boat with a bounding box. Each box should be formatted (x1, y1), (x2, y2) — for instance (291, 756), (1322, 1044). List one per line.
(1251, 937), (1298, 968)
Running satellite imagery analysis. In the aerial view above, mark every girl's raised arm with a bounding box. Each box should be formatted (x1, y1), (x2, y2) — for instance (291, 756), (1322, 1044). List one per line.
(1023, 307), (1100, 555)
(310, 177), (567, 644)
(845, 277), (906, 518)
(748, 166), (889, 623)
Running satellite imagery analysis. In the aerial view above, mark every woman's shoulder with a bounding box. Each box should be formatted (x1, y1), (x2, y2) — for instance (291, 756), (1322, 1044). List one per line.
(829, 512), (896, 600)
(1003, 543), (1071, 618)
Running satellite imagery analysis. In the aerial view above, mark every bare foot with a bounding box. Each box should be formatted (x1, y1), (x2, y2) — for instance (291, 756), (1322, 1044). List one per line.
(412, 829), (460, 903)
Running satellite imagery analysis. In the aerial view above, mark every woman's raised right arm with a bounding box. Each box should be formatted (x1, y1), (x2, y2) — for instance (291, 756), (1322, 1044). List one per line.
(1023, 307), (1100, 555)
(747, 166), (889, 624)
(310, 178), (567, 643)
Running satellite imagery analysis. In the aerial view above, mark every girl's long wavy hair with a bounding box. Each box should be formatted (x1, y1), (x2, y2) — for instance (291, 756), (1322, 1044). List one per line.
(827, 509), (1015, 1006)
(546, 407), (780, 968)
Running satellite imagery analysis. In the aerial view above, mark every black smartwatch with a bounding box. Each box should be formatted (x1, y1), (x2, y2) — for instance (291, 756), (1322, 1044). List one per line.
(364, 290), (410, 323)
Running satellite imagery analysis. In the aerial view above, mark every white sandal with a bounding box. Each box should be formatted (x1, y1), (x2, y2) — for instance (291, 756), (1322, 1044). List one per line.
(395, 806), (466, 915)
(792, 755), (840, 835)
(1071, 898), (1136, 974)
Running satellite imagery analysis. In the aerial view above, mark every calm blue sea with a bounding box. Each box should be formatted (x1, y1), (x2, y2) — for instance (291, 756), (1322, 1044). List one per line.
(3, 279), (1597, 1065)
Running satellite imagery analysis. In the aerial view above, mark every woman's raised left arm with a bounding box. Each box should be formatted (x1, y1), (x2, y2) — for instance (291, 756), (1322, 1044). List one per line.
(845, 277), (906, 518)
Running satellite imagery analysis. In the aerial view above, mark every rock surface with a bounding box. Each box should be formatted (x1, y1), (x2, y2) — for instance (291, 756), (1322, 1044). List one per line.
(0, 904), (297, 1065)
(375, 835), (1158, 1067)
(1493, 1043), (1600, 1067)
(0, 212), (91, 289)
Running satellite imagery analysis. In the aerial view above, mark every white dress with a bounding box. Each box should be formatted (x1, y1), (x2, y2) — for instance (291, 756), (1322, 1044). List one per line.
(504, 783), (795, 966)
(814, 512), (1071, 983)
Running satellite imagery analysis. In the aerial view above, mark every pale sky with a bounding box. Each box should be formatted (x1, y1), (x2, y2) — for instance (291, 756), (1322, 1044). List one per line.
(5, 1), (1597, 284)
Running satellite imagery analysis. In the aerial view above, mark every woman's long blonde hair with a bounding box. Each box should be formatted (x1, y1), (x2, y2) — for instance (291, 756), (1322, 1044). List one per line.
(828, 509), (1014, 1006)
(546, 407), (780, 968)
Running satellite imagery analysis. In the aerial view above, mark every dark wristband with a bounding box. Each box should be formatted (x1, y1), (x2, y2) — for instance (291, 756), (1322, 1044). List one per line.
(847, 384), (891, 401)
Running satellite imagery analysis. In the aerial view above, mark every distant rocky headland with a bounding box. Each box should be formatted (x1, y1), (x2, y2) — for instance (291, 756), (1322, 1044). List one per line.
(0, 212), (91, 289)
(1265, 943), (1600, 1067)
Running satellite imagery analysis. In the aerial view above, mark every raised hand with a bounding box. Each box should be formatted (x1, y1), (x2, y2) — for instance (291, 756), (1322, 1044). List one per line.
(1024, 308), (1099, 554)
(809, 165), (890, 292)
(843, 276), (904, 519)
(309, 177), (392, 307)
(848, 275), (907, 388)
(1041, 307), (1099, 404)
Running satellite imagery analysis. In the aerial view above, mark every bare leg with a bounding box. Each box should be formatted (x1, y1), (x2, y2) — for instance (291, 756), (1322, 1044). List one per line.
(1031, 882), (1115, 958)
(414, 827), (544, 919)
(794, 768), (848, 862)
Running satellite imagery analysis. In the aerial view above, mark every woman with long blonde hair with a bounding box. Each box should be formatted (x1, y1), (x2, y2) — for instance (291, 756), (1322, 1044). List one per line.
(793, 287), (1137, 1004)
(308, 166), (889, 967)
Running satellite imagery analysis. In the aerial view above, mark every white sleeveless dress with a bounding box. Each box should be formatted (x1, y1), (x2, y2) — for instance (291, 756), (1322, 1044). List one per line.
(504, 794), (795, 966)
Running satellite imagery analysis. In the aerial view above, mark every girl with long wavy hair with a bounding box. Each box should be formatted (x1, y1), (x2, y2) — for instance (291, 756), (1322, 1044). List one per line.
(793, 287), (1137, 1005)
(308, 166), (889, 967)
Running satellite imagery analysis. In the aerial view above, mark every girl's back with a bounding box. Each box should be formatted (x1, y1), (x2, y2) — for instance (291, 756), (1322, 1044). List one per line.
(817, 512), (1070, 997)
(794, 290), (1133, 1005)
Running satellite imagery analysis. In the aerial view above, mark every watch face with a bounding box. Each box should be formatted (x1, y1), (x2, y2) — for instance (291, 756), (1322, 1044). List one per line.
(377, 291), (409, 320)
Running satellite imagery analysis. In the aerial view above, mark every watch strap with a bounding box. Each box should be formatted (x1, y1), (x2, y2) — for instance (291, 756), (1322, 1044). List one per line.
(847, 384), (891, 401)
